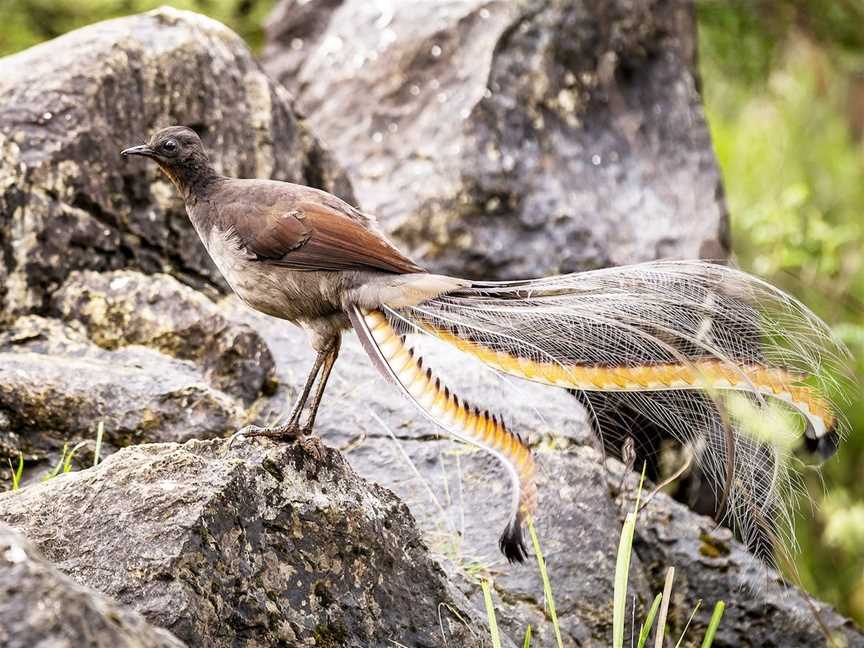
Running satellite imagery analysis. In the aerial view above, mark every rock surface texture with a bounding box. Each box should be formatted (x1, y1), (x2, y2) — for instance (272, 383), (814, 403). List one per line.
(0, 271), (277, 485)
(53, 270), (277, 405)
(0, 6), (344, 482)
(0, 6), (352, 315)
(264, 0), (729, 279)
(0, 439), (497, 648)
(0, 523), (186, 648)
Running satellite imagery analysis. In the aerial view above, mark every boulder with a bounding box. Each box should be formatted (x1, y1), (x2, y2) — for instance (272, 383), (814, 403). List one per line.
(0, 315), (241, 480)
(0, 523), (186, 648)
(0, 6), (353, 315)
(52, 270), (277, 405)
(0, 269), (286, 486)
(263, 0), (729, 279)
(0, 438), (500, 648)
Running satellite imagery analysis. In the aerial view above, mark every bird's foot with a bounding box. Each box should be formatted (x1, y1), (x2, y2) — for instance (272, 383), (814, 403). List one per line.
(297, 435), (326, 463)
(228, 422), (305, 448)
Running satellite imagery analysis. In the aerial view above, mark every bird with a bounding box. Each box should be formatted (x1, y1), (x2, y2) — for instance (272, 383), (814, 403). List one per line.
(122, 125), (849, 564)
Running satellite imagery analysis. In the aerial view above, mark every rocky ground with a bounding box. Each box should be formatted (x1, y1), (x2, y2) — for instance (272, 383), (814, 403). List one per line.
(0, 3), (861, 647)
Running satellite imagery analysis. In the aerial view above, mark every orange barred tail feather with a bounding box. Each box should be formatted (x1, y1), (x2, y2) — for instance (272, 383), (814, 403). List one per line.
(348, 306), (537, 562)
(427, 328), (836, 445)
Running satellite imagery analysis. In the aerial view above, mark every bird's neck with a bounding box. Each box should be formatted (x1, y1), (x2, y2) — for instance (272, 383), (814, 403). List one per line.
(185, 168), (221, 201)
(161, 161), (220, 201)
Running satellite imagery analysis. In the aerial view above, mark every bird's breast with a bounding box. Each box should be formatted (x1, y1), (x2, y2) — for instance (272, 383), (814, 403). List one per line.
(201, 227), (336, 323)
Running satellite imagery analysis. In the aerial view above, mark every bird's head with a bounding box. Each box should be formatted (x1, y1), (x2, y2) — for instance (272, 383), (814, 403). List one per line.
(121, 126), (216, 196)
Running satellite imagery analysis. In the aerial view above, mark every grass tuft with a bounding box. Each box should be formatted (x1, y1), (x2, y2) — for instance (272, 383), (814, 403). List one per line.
(43, 441), (88, 482)
(7, 453), (24, 490)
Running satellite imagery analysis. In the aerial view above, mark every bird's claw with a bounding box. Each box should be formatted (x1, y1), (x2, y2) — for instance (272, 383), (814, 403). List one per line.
(297, 435), (325, 463)
(227, 423), (304, 449)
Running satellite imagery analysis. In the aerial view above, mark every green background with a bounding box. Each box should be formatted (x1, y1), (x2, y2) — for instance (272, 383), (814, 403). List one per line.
(2, 0), (862, 625)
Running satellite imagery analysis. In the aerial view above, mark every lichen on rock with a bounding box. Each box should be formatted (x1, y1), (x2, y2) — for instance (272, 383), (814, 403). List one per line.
(53, 270), (278, 404)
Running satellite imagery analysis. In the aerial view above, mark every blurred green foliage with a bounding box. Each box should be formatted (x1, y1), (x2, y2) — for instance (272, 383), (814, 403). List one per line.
(699, 0), (864, 625)
(0, 0), (861, 629)
(0, 0), (277, 55)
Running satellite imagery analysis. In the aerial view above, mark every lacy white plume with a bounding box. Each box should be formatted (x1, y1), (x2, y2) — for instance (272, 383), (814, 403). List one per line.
(383, 259), (851, 563)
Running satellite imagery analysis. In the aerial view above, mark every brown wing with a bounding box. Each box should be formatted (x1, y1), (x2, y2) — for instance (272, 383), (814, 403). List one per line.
(221, 196), (424, 274)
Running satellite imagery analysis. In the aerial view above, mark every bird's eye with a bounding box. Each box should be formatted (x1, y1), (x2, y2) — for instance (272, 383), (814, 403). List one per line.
(161, 139), (178, 154)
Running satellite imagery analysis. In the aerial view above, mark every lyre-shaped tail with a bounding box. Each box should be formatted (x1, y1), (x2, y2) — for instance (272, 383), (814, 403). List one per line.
(348, 306), (537, 562)
(375, 260), (848, 562)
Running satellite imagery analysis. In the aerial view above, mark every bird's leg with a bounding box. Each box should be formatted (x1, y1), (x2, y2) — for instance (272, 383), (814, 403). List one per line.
(297, 336), (341, 435)
(230, 335), (340, 445)
(282, 348), (330, 428)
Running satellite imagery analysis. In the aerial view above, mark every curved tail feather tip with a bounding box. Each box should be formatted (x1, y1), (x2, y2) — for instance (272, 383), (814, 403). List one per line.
(499, 517), (529, 563)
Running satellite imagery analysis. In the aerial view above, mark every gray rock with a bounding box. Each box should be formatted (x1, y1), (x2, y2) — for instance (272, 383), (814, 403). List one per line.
(0, 6), (353, 315)
(0, 438), (501, 648)
(52, 270), (277, 405)
(0, 270), (284, 488)
(0, 523), (186, 648)
(264, 0), (729, 280)
(0, 314), (242, 479)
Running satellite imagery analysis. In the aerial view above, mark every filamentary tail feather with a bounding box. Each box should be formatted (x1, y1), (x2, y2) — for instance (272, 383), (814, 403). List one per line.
(374, 259), (848, 563)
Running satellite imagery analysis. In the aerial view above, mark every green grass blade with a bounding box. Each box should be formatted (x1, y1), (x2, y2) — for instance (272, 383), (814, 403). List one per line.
(8, 453), (24, 490)
(613, 464), (647, 648)
(655, 567), (675, 648)
(43, 443), (68, 482)
(633, 463), (647, 514)
(613, 511), (637, 648)
(94, 421), (104, 467)
(637, 593), (663, 648)
(481, 579), (502, 648)
(527, 518), (564, 648)
(675, 599), (702, 648)
(63, 441), (88, 474)
(522, 624), (532, 648)
(700, 601), (726, 648)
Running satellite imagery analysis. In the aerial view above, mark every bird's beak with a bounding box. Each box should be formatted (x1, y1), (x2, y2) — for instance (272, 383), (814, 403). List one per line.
(121, 144), (155, 159)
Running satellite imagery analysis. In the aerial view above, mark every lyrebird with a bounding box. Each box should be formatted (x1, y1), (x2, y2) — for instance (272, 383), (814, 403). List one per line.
(122, 125), (848, 563)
